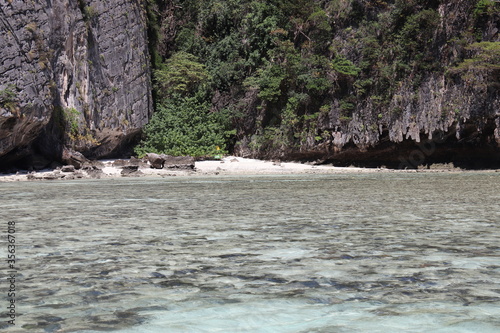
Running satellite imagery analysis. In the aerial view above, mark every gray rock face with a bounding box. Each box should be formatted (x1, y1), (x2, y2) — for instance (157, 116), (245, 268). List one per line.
(0, 0), (152, 168)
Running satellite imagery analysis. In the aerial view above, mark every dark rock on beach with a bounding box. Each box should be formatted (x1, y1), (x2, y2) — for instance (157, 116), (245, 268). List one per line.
(82, 164), (103, 179)
(61, 165), (75, 173)
(146, 153), (165, 169)
(120, 165), (142, 177)
(62, 149), (88, 169)
(146, 153), (195, 170)
(163, 155), (196, 170)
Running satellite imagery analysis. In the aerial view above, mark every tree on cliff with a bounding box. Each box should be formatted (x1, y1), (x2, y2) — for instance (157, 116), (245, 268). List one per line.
(137, 50), (233, 157)
(140, 0), (500, 164)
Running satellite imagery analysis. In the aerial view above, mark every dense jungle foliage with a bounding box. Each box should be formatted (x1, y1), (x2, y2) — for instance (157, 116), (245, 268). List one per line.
(135, 0), (500, 158)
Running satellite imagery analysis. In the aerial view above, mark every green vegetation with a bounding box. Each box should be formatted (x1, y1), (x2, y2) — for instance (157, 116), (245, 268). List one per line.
(0, 85), (18, 112)
(77, 0), (98, 23)
(449, 41), (500, 86)
(474, 0), (498, 18)
(138, 0), (498, 157)
(473, 0), (500, 40)
(135, 96), (234, 157)
(63, 107), (81, 136)
(83, 6), (97, 20)
(454, 41), (500, 72)
(331, 56), (360, 76)
(59, 106), (100, 146)
(154, 52), (209, 99)
(25, 22), (37, 33)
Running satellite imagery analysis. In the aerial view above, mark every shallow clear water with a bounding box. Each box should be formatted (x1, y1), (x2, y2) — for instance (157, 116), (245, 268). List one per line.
(1, 173), (500, 332)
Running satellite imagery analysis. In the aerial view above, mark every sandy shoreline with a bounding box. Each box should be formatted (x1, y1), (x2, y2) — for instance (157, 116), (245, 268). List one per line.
(0, 156), (497, 182)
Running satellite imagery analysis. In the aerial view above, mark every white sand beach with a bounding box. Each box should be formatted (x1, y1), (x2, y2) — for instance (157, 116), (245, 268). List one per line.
(193, 156), (369, 174)
(0, 156), (393, 182)
(0, 155), (478, 182)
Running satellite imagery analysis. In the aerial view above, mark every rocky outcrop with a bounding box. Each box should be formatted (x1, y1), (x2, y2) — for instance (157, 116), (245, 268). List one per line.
(146, 153), (166, 169)
(120, 165), (142, 176)
(278, 71), (500, 168)
(61, 148), (88, 169)
(146, 153), (195, 170)
(163, 155), (196, 169)
(0, 0), (152, 170)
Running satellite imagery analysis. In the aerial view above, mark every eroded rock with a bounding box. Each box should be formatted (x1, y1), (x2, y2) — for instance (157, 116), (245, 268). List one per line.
(0, 0), (152, 169)
(121, 165), (142, 177)
(146, 153), (165, 169)
(82, 164), (103, 179)
(61, 165), (76, 173)
(146, 153), (195, 170)
(62, 149), (88, 169)
(162, 155), (195, 170)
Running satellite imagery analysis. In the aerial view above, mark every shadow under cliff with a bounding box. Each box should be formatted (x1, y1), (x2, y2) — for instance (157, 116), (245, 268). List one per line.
(319, 122), (500, 170)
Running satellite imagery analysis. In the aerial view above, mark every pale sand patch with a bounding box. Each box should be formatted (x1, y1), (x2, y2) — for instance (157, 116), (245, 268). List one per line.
(4, 156), (463, 182)
(0, 173), (29, 182)
(194, 156), (371, 174)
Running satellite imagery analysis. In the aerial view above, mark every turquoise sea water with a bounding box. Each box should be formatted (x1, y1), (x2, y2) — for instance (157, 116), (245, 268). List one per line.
(1, 173), (500, 332)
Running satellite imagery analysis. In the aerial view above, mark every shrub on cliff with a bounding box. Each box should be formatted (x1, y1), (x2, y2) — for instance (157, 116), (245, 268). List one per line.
(448, 41), (500, 89)
(0, 85), (18, 112)
(135, 96), (233, 158)
(154, 51), (210, 99)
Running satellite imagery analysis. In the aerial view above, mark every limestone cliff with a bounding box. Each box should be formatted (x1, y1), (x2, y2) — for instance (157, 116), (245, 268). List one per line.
(233, 0), (500, 168)
(149, 0), (499, 169)
(0, 0), (152, 169)
(284, 0), (500, 168)
(2, 0), (499, 170)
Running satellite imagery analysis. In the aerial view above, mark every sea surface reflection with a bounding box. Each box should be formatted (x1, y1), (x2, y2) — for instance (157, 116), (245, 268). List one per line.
(1, 173), (500, 332)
